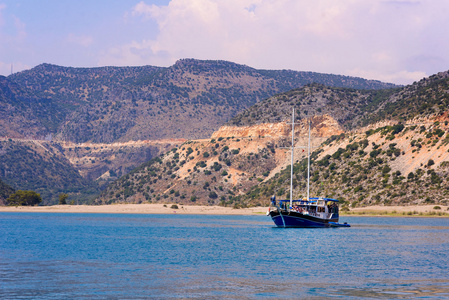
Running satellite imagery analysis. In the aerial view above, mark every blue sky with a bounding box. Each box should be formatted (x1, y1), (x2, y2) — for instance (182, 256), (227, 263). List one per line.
(1, 0), (448, 85)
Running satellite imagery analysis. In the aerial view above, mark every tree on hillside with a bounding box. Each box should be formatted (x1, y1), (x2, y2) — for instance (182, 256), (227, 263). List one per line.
(7, 190), (42, 206)
(59, 193), (68, 205)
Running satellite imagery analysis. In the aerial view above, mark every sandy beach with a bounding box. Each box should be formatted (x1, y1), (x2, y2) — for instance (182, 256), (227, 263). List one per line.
(349, 205), (449, 216)
(0, 203), (448, 216)
(0, 203), (269, 215)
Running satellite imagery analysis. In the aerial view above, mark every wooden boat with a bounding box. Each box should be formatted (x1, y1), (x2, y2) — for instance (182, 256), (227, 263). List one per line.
(267, 109), (350, 228)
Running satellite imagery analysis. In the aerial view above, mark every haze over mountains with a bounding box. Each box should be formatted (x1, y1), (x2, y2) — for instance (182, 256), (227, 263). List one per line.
(1, 59), (448, 207)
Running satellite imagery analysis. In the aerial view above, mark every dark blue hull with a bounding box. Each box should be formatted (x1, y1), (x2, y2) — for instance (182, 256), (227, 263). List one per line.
(269, 210), (339, 228)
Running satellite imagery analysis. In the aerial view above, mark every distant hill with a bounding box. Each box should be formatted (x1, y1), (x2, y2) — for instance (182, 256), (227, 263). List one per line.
(228, 71), (449, 130)
(3, 59), (397, 143)
(0, 140), (98, 204)
(227, 83), (397, 129)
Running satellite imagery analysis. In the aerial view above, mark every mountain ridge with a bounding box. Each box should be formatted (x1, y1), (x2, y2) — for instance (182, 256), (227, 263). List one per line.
(96, 71), (449, 207)
(3, 59), (398, 144)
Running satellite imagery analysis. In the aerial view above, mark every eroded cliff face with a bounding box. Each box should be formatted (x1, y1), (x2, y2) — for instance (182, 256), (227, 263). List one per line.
(61, 139), (185, 181)
(211, 114), (344, 139)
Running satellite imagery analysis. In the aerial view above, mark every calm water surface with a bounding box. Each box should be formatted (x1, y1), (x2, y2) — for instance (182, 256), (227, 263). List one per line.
(1, 213), (449, 299)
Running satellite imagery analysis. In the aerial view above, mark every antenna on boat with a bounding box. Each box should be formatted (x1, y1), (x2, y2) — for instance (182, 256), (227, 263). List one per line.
(285, 108), (311, 208)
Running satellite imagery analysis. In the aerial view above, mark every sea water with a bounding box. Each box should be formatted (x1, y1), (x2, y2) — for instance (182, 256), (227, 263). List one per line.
(1, 213), (449, 299)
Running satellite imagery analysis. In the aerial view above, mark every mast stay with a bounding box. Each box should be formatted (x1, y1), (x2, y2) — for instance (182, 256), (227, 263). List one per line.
(287, 108), (312, 208)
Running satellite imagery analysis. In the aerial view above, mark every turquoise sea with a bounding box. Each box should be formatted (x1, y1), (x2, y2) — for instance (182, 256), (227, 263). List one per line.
(1, 213), (449, 299)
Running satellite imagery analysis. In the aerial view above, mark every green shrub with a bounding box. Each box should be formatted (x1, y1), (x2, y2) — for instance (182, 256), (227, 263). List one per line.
(7, 190), (42, 206)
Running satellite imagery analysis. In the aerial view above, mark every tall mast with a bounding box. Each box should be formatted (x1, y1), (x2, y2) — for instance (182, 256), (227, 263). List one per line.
(289, 108), (295, 208)
(307, 119), (311, 201)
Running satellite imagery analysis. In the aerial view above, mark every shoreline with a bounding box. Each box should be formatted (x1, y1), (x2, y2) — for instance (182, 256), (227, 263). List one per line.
(344, 204), (449, 217)
(0, 204), (269, 215)
(0, 204), (448, 217)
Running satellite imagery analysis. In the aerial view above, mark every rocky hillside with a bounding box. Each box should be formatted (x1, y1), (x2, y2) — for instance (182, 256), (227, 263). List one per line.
(95, 115), (343, 205)
(97, 72), (449, 207)
(0, 138), (182, 204)
(0, 76), (49, 138)
(3, 59), (397, 143)
(0, 139), (96, 204)
(97, 114), (449, 208)
(242, 116), (449, 207)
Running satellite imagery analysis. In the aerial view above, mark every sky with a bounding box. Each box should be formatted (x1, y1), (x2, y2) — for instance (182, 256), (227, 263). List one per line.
(0, 0), (448, 85)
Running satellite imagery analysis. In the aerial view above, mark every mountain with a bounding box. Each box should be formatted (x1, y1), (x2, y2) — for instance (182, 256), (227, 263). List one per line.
(228, 83), (398, 129)
(0, 76), (50, 138)
(97, 72), (449, 207)
(229, 71), (449, 130)
(4, 59), (397, 143)
(0, 59), (402, 205)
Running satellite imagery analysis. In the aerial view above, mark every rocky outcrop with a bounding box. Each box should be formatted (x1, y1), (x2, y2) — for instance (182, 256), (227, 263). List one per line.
(212, 114), (343, 139)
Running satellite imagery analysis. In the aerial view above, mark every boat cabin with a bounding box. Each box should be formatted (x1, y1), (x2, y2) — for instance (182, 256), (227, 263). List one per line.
(271, 197), (339, 220)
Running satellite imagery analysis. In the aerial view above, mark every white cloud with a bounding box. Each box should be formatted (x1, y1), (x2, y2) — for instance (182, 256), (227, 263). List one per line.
(131, 1), (160, 19)
(102, 0), (449, 84)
